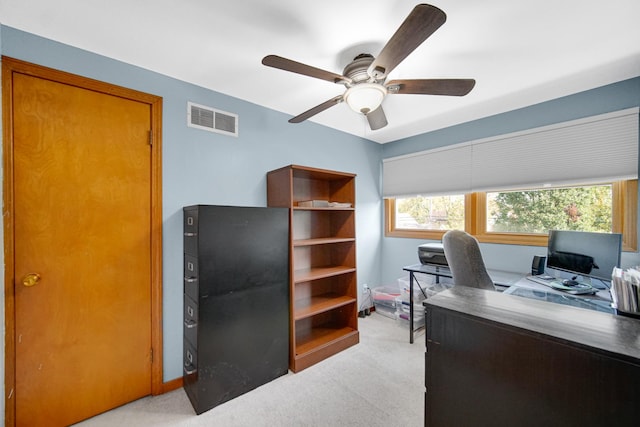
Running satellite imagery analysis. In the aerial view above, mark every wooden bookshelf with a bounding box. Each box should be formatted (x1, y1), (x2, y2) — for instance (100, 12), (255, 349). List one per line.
(267, 165), (359, 372)
(294, 294), (357, 320)
(293, 237), (356, 246)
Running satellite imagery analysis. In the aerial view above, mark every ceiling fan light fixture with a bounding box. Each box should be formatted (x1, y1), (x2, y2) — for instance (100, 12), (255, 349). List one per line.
(344, 83), (387, 114)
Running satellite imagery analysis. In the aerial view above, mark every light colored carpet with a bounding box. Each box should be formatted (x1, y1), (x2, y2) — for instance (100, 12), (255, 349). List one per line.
(77, 313), (425, 426)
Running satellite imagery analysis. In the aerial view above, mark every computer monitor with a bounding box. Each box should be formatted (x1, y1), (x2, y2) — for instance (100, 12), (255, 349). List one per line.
(546, 230), (622, 283)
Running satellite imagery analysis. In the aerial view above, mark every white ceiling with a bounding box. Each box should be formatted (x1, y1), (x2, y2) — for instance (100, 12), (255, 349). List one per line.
(1, 0), (639, 143)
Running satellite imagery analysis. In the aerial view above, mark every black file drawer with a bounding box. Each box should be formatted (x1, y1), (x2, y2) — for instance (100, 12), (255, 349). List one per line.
(183, 340), (198, 377)
(184, 254), (199, 300)
(184, 254), (198, 281)
(183, 295), (198, 347)
(184, 233), (197, 256)
(184, 208), (198, 255)
(184, 275), (198, 303)
(184, 208), (198, 236)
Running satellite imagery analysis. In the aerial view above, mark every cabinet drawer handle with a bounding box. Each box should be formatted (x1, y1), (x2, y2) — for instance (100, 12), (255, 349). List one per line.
(184, 277), (197, 283)
(184, 232), (197, 237)
(184, 320), (197, 328)
(184, 365), (197, 375)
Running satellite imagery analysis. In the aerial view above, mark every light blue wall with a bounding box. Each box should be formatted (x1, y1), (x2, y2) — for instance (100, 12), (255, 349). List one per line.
(383, 78), (640, 159)
(380, 77), (640, 285)
(0, 26), (383, 383)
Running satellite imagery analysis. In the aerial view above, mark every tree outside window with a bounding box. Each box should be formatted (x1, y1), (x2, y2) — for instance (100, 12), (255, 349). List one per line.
(396, 195), (465, 230)
(487, 185), (612, 234)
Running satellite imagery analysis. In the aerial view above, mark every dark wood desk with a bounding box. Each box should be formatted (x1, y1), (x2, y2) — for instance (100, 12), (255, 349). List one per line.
(423, 287), (640, 426)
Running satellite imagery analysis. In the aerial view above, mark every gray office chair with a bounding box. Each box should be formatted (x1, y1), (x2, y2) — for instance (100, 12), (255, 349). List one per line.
(442, 230), (495, 290)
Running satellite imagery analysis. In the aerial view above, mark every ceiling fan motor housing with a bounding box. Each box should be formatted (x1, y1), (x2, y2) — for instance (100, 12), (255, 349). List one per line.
(343, 54), (378, 84)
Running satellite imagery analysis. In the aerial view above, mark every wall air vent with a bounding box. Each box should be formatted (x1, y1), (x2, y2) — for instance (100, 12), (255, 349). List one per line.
(187, 102), (238, 137)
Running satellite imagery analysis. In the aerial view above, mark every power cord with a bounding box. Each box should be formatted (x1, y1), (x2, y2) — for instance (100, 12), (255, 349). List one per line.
(359, 285), (373, 317)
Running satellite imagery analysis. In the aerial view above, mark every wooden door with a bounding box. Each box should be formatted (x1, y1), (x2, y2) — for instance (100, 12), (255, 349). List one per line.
(3, 59), (163, 426)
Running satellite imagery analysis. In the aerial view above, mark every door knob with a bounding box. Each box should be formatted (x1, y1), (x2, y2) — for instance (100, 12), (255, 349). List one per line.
(21, 273), (41, 287)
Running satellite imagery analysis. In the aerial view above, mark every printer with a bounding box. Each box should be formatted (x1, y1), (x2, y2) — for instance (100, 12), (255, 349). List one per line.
(418, 242), (448, 266)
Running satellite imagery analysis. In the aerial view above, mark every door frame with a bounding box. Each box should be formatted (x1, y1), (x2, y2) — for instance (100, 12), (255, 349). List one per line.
(2, 56), (164, 426)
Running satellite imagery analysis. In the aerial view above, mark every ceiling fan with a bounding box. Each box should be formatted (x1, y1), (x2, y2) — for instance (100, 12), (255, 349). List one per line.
(262, 3), (476, 131)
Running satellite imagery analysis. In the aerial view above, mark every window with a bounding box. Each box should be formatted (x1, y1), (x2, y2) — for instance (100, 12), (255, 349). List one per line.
(385, 180), (637, 251)
(385, 194), (474, 240)
(486, 184), (613, 234)
(395, 195), (465, 230)
(382, 109), (638, 249)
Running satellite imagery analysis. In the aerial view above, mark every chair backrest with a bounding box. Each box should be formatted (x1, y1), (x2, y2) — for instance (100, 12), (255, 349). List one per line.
(442, 230), (495, 290)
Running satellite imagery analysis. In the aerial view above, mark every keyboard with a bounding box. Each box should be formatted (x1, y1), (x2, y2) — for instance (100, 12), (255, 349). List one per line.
(526, 275), (556, 286)
(526, 275), (597, 295)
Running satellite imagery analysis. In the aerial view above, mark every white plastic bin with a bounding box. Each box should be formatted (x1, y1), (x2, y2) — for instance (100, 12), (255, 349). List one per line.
(397, 274), (453, 300)
(372, 286), (401, 319)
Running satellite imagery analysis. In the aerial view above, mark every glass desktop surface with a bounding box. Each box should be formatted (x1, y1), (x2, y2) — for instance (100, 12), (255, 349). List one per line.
(505, 286), (614, 314)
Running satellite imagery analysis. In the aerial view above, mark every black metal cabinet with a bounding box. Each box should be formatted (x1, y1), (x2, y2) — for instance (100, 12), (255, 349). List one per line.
(183, 205), (290, 415)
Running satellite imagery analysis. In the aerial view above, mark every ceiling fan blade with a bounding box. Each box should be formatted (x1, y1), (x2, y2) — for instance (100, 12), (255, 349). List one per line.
(387, 79), (476, 96)
(366, 106), (388, 130)
(368, 4), (446, 79)
(262, 55), (351, 84)
(288, 95), (344, 123)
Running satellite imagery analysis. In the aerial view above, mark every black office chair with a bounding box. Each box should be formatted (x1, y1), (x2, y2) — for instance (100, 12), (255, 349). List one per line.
(442, 230), (495, 290)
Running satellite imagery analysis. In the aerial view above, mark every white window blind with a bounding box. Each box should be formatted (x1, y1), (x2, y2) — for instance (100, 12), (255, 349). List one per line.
(383, 143), (472, 197)
(383, 108), (639, 197)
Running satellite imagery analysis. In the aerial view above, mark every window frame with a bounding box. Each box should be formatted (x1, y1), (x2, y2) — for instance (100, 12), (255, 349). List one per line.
(384, 180), (637, 251)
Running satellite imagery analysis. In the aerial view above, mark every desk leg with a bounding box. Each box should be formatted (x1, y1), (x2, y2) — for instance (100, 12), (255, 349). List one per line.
(410, 272), (414, 344)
